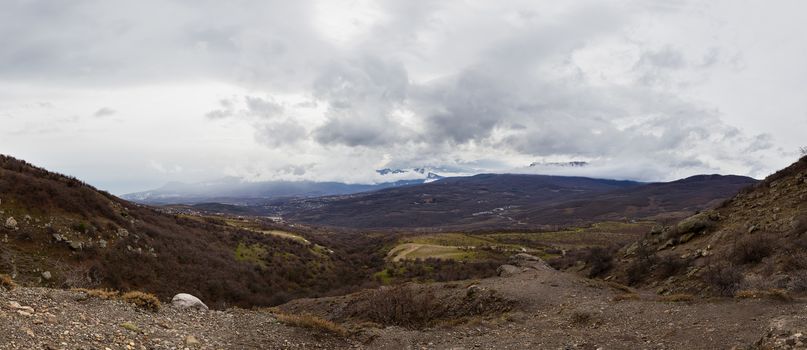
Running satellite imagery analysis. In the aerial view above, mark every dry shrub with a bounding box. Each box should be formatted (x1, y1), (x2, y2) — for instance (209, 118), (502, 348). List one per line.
(570, 310), (593, 326)
(736, 289), (792, 302)
(606, 281), (633, 293)
(344, 284), (513, 329)
(625, 244), (658, 285)
(703, 264), (743, 297)
(586, 247), (615, 278)
(0, 274), (17, 290)
(732, 235), (774, 265)
(612, 293), (640, 302)
(788, 271), (807, 292)
(346, 285), (444, 328)
(121, 291), (161, 312)
(275, 313), (348, 337)
(73, 288), (119, 300)
(656, 255), (690, 279)
(659, 294), (694, 302)
(779, 252), (807, 272)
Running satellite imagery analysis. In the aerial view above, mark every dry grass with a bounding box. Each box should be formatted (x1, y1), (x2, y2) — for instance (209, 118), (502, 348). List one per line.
(606, 281), (633, 293)
(73, 288), (161, 311)
(275, 313), (348, 337)
(735, 289), (793, 302)
(659, 294), (694, 302)
(72, 288), (120, 300)
(570, 310), (594, 326)
(612, 293), (641, 302)
(121, 291), (161, 312)
(0, 274), (17, 290)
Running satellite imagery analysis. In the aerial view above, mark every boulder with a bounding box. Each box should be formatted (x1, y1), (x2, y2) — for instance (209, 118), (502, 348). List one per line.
(41, 271), (52, 280)
(171, 293), (208, 310)
(497, 264), (521, 277)
(509, 253), (553, 271)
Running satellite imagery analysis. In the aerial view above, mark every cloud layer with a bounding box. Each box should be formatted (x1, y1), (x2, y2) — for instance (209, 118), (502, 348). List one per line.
(1, 0), (804, 193)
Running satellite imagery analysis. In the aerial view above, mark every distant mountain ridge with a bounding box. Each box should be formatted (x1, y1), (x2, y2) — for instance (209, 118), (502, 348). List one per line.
(276, 173), (757, 230)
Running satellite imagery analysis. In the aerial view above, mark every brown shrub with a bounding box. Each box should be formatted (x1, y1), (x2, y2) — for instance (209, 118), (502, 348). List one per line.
(569, 310), (594, 326)
(625, 245), (658, 285)
(343, 284), (513, 329)
(73, 288), (119, 300)
(586, 247), (615, 278)
(703, 264), (743, 296)
(612, 293), (640, 302)
(656, 255), (690, 279)
(732, 235), (774, 265)
(275, 313), (348, 337)
(606, 281), (633, 293)
(346, 285), (444, 328)
(0, 274), (17, 290)
(121, 291), (161, 312)
(736, 289), (792, 302)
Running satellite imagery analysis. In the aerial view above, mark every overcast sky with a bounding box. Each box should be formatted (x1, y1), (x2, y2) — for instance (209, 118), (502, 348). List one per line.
(1, 0), (805, 194)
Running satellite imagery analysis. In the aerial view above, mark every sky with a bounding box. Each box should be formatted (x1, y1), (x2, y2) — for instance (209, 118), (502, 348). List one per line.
(1, 0), (805, 195)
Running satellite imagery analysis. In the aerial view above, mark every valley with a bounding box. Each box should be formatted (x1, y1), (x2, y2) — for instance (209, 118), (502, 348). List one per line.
(2, 153), (806, 349)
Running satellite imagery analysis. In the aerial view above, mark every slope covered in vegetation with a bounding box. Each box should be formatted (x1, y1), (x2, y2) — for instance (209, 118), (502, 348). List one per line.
(0, 155), (379, 307)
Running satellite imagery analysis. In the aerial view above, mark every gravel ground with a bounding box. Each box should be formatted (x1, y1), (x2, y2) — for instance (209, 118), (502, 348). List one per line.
(0, 287), (352, 349)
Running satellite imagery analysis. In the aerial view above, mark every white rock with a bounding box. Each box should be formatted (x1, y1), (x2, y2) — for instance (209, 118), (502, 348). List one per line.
(41, 271), (52, 280)
(4, 217), (17, 229)
(171, 293), (208, 310)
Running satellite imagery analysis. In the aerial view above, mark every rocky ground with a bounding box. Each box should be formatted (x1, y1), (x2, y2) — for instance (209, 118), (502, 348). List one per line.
(3, 258), (807, 350)
(0, 287), (352, 349)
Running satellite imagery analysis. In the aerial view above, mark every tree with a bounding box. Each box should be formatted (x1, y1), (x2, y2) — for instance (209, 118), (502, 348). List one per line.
(801, 146), (807, 156)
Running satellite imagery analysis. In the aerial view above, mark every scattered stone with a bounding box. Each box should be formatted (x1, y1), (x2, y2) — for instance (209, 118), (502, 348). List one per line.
(185, 335), (201, 346)
(120, 322), (140, 333)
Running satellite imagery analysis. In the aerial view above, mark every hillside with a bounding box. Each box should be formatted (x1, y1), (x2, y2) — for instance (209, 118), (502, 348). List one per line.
(0, 155), (381, 307)
(612, 155), (807, 296)
(277, 174), (756, 230)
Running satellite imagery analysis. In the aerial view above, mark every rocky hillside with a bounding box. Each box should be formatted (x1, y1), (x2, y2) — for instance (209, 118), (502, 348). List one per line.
(613, 155), (807, 296)
(0, 155), (377, 307)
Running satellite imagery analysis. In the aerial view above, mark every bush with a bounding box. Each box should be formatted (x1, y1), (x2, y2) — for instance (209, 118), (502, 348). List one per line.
(73, 288), (119, 300)
(569, 310), (594, 326)
(735, 289), (792, 302)
(346, 285), (445, 328)
(121, 291), (161, 312)
(656, 255), (690, 279)
(732, 235), (774, 265)
(703, 264), (743, 296)
(275, 313), (347, 337)
(625, 245), (657, 285)
(612, 293), (640, 302)
(0, 274), (17, 290)
(343, 284), (513, 329)
(586, 247), (615, 278)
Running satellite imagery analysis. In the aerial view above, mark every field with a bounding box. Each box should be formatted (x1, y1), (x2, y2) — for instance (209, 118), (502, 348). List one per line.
(386, 221), (655, 262)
